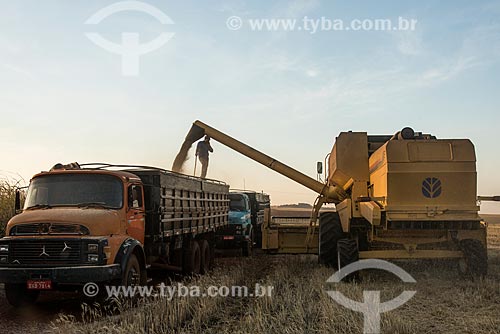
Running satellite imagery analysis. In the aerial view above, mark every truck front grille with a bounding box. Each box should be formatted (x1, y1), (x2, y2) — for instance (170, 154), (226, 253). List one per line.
(9, 239), (82, 266)
(218, 224), (242, 235)
(10, 223), (90, 236)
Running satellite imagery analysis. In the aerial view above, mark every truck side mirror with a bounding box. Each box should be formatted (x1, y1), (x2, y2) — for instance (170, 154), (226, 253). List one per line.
(15, 189), (21, 214)
(317, 162), (323, 174)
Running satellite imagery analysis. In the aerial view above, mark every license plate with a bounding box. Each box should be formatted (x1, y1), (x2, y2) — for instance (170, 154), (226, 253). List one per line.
(27, 280), (52, 290)
(223, 236), (235, 240)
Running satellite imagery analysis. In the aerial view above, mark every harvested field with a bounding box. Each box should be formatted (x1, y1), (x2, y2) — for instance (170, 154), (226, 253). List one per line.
(51, 255), (500, 334)
(52, 216), (500, 333)
(1, 215), (499, 334)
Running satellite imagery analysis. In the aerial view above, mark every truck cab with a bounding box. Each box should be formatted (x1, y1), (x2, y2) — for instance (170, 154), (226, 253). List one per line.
(216, 192), (253, 256)
(0, 169), (143, 306)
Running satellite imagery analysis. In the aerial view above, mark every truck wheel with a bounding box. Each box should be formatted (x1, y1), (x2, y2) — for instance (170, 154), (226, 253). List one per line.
(199, 239), (211, 274)
(337, 239), (359, 268)
(254, 227), (262, 248)
(242, 231), (253, 257)
(122, 254), (141, 286)
(183, 240), (201, 275)
(458, 239), (488, 279)
(209, 240), (216, 268)
(5, 284), (39, 307)
(319, 212), (344, 268)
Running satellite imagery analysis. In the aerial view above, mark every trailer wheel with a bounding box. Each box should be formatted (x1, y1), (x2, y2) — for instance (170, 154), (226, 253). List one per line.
(337, 239), (359, 281)
(319, 212), (344, 268)
(183, 240), (201, 275)
(199, 239), (211, 274)
(122, 254), (141, 286)
(5, 283), (39, 307)
(458, 239), (488, 279)
(209, 240), (216, 268)
(242, 230), (253, 257)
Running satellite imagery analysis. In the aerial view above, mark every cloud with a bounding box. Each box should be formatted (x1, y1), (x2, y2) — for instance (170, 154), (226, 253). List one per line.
(418, 56), (478, 85)
(395, 30), (424, 56)
(306, 69), (318, 77)
(283, 0), (320, 18)
(216, 0), (250, 15)
(1, 63), (35, 80)
(415, 23), (500, 86)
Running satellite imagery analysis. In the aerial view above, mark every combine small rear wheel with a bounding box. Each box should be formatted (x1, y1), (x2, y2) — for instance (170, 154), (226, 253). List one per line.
(458, 239), (488, 279)
(319, 212), (344, 268)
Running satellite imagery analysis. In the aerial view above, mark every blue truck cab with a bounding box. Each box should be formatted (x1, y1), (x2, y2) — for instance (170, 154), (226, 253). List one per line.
(216, 190), (270, 256)
(216, 192), (254, 256)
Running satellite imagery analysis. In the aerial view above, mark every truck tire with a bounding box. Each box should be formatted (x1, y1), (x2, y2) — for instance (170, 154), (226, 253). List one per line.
(242, 230), (253, 257)
(319, 212), (344, 268)
(458, 239), (488, 279)
(122, 254), (141, 286)
(5, 284), (39, 307)
(183, 240), (201, 275)
(209, 240), (216, 269)
(199, 239), (211, 274)
(337, 239), (359, 268)
(254, 226), (262, 248)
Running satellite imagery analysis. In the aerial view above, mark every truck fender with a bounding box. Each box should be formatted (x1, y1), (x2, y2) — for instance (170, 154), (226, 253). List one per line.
(114, 238), (147, 274)
(246, 224), (254, 239)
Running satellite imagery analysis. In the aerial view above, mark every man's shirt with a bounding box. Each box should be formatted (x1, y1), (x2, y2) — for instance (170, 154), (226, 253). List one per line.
(196, 141), (213, 159)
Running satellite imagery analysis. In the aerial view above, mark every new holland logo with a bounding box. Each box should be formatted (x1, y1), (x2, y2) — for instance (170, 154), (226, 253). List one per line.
(422, 177), (442, 198)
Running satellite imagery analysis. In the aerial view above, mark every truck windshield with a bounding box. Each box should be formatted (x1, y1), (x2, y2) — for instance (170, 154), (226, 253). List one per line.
(229, 194), (246, 211)
(24, 174), (123, 209)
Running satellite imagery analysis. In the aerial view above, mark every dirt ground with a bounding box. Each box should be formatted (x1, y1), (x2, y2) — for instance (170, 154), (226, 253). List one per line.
(0, 215), (499, 334)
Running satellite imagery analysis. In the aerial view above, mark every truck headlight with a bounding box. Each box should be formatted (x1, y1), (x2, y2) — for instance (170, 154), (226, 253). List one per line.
(88, 254), (99, 262)
(0, 245), (8, 253)
(88, 243), (99, 253)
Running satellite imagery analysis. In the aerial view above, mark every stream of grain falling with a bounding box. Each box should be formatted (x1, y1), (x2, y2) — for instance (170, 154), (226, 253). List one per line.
(172, 123), (205, 173)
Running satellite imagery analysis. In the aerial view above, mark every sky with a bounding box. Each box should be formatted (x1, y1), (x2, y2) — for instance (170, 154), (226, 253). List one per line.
(0, 0), (500, 211)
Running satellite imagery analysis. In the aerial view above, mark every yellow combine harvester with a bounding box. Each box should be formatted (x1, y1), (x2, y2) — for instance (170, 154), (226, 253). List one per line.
(180, 121), (493, 277)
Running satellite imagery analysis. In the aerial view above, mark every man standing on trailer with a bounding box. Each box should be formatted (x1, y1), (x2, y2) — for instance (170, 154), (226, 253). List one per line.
(196, 135), (213, 178)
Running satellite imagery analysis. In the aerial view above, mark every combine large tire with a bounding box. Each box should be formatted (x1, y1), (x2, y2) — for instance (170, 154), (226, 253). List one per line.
(337, 239), (359, 269)
(319, 212), (344, 268)
(458, 239), (488, 279)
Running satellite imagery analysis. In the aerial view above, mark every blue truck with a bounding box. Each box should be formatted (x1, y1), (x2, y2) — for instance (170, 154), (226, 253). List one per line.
(216, 191), (270, 256)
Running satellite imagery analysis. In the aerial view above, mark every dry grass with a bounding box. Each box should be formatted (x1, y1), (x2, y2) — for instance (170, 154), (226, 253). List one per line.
(2, 209), (497, 333)
(52, 226), (500, 334)
(0, 180), (17, 236)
